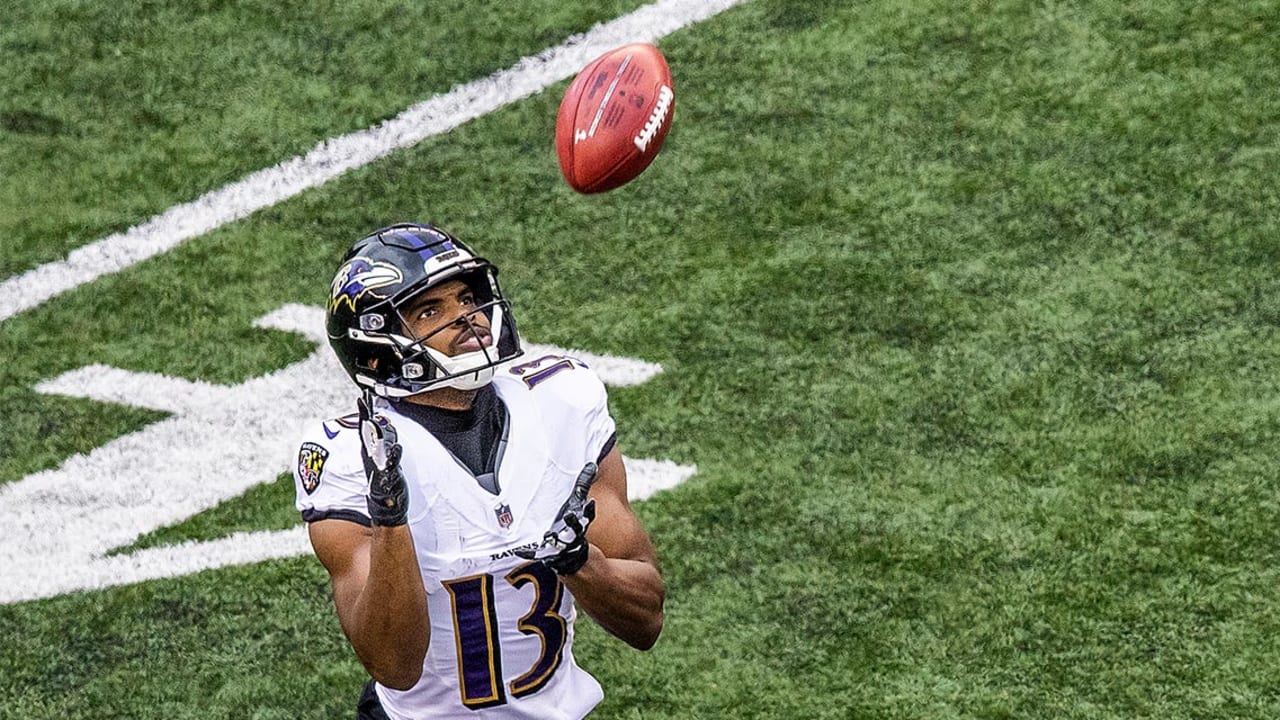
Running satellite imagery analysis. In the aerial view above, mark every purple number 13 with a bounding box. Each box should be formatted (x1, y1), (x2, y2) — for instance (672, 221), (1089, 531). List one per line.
(442, 562), (568, 710)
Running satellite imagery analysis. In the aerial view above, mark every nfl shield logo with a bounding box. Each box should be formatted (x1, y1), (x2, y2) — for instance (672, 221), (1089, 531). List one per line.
(494, 503), (514, 529)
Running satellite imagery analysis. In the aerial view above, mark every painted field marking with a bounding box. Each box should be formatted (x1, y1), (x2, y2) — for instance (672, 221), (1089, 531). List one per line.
(0, 304), (695, 604)
(0, 0), (749, 323)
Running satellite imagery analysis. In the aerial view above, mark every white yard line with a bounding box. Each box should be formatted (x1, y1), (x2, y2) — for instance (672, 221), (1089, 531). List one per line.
(0, 0), (748, 323)
(0, 304), (694, 603)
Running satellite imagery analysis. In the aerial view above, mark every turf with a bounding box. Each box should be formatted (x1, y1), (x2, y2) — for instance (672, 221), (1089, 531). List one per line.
(4, 0), (1280, 718)
(0, 0), (649, 278)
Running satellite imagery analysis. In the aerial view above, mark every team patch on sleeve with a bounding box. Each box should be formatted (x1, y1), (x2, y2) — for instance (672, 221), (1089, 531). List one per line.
(298, 442), (330, 495)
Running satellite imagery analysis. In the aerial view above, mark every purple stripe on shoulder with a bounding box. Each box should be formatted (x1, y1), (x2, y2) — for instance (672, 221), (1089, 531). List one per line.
(596, 432), (617, 464)
(301, 508), (371, 527)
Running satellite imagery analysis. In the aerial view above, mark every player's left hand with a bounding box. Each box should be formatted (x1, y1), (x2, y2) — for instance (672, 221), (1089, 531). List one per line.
(516, 462), (598, 575)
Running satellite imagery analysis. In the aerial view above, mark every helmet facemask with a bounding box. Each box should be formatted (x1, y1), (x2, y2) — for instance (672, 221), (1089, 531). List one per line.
(395, 288), (512, 393)
(357, 267), (521, 397)
(327, 223), (524, 398)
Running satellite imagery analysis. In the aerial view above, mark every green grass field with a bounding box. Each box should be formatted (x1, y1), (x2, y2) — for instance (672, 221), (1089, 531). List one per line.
(4, 0), (1280, 717)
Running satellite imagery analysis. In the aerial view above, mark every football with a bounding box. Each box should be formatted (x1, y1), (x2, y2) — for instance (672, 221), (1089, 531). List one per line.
(555, 43), (675, 194)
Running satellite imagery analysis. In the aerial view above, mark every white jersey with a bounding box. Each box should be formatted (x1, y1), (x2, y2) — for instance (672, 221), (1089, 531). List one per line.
(294, 357), (616, 719)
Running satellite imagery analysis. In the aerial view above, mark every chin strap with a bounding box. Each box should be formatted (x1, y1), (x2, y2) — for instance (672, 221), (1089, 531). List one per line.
(435, 353), (497, 390)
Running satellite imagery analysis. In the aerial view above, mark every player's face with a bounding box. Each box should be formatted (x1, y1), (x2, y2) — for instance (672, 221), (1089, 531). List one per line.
(400, 278), (493, 356)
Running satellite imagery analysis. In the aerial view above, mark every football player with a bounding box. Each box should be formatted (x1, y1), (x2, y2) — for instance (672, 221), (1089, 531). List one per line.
(293, 223), (664, 719)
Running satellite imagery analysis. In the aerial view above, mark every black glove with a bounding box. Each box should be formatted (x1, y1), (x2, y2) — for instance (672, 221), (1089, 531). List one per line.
(516, 462), (598, 575)
(359, 392), (408, 527)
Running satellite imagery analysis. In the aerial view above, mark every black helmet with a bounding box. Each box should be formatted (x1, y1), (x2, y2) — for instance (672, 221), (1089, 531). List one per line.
(326, 223), (522, 397)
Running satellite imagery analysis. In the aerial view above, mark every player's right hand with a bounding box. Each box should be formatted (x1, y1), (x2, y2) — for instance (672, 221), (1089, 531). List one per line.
(359, 392), (408, 527)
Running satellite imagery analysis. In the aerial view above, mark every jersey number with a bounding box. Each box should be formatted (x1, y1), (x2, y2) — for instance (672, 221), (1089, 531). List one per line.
(509, 354), (581, 388)
(442, 562), (568, 710)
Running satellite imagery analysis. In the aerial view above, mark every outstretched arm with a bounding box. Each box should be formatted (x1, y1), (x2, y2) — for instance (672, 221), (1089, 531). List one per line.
(306, 395), (429, 689)
(309, 520), (429, 689)
(561, 445), (665, 650)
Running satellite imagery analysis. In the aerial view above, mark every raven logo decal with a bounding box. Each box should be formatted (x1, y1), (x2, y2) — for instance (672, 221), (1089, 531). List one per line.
(330, 258), (403, 312)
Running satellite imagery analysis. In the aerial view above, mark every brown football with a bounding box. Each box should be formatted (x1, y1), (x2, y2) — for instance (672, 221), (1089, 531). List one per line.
(555, 43), (675, 194)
